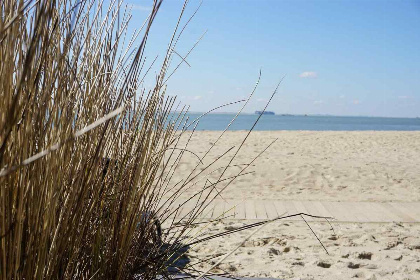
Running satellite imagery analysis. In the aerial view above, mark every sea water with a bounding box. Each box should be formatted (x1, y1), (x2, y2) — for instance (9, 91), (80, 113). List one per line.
(171, 113), (420, 131)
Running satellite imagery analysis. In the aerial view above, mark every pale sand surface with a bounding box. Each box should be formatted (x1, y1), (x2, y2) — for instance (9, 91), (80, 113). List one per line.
(164, 131), (420, 279)
(185, 220), (420, 280)
(171, 131), (420, 202)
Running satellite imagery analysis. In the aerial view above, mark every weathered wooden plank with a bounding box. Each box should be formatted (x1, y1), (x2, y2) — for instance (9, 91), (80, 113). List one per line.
(363, 202), (385, 222)
(385, 203), (416, 223)
(223, 201), (237, 219)
(255, 200), (268, 220)
(301, 200), (326, 222)
(361, 203), (382, 222)
(368, 202), (397, 222)
(233, 201), (246, 219)
(347, 202), (373, 222)
(264, 200), (279, 219)
(339, 201), (362, 222)
(396, 202), (420, 222)
(293, 201), (313, 221)
(282, 200), (299, 221)
(390, 202), (419, 222)
(313, 201), (334, 218)
(323, 201), (352, 222)
(273, 201), (289, 220)
(201, 204), (215, 220)
(245, 200), (257, 219)
(408, 202), (420, 217)
(211, 200), (226, 219)
(372, 202), (401, 222)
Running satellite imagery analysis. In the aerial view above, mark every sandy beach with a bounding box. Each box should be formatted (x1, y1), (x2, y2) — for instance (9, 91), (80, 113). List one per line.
(186, 220), (420, 279)
(170, 131), (420, 202)
(165, 131), (420, 279)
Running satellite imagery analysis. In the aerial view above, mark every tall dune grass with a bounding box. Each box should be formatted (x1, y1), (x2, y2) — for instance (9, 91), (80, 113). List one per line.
(1, 0), (296, 278)
(0, 0), (200, 278)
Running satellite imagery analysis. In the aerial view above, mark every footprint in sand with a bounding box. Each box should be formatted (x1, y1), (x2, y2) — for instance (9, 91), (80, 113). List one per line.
(291, 261), (305, 266)
(267, 248), (281, 256)
(218, 263), (237, 272)
(384, 240), (402, 250)
(328, 235), (339, 240)
(283, 246), (300, 253)
(347, 262), (364, 269)
(316, 261), (332, 268)
(242, 237), (286, 247)
(357, 252), (373, 260)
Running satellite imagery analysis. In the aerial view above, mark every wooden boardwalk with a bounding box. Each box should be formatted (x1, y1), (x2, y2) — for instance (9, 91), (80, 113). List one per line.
(170, 199), (420, 223)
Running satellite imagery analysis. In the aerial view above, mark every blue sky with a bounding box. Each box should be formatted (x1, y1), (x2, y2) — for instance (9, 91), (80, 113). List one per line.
(125, 0), (420, 117)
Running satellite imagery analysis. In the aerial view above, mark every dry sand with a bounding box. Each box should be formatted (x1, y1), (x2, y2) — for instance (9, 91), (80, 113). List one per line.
(171, 131), (420, 202)
(186, 220), (420, 280)
(165, 131), (420, 279)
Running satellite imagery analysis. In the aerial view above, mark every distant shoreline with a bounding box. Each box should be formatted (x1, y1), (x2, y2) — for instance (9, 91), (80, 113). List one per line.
(171, 111), (420, 120)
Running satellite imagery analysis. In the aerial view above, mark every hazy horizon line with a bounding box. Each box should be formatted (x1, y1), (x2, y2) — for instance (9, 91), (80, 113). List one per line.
(170, 111), (420, 120)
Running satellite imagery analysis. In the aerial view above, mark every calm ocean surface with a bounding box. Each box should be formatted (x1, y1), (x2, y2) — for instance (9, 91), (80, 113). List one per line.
(174, 113), (420, 131)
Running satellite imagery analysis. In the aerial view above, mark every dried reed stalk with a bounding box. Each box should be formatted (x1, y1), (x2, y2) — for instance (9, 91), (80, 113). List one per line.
(0, 0), (199, 278)
(1, 1), (305, 279)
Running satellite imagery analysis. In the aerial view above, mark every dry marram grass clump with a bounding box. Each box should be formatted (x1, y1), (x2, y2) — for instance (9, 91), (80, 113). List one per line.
(0, 0), (212, 278)
(0, 0), (294, 279)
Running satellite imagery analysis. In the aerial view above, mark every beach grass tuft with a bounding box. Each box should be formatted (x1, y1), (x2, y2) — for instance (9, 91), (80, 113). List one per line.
(0, 0), (296, 278)
(0, 0), (206, 278)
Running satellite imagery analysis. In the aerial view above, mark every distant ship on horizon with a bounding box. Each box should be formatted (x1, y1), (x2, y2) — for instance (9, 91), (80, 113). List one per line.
(255, 111), (275, 115)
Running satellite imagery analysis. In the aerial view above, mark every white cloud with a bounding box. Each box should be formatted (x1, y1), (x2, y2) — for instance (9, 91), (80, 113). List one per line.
(398, 95), (410, 99)
(129, 4), (152, 11)
(257, 98), (267, 102)
(353, 99), (360, 105)
(313, 100), (324, 105)
(193, 95), (202, 100)
(339, 94), (345, 99)
(299, 71), (318, 78)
